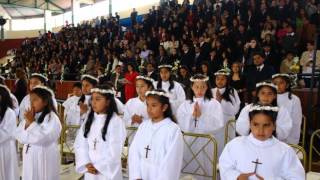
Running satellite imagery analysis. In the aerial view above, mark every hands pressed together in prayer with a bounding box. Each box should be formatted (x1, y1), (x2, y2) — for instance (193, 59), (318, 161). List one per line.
(24, 107), (35, 129)
(192, 102), (201, 119)
(132, 114), (143, 124)
(86, 163), (98, 175)
(79, 102), (89, 116)
(238, 173), (264, 180)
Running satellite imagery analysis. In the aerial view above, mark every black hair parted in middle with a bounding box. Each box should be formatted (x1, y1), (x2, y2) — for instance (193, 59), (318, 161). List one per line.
(157, 65), (175, 92)
(214, 73), (236, 104)
(83, 84), (119, 141)
(253, 80), (278, 106)
(0, 85), (13, 123)
(187, 74), (213, 102)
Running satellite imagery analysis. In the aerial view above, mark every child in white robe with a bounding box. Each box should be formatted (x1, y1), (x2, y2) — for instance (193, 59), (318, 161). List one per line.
(177, 74), (224, 180)
(0, 75), (20, 117)
(220, 105), (305, 180)
(129, 89), (184, 180)
(0, 85), (19, 180)
(15, 86), (62, 180)
(272, 74), (303, 145)
(236, 81), (293, 142)
(124, 75), (154, 127)
(154, 64), (186, 115)
(19, 73), (58, 122)
(212, 69), (241, 146)
(63, 82), (83, 125)
(74, 85), (126, 180)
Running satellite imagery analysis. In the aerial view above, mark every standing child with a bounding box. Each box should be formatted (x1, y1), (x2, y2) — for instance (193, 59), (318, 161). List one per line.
(63, 82), (83, 125)
(272, 74), (302, 144)
(236, 81), (293, 142)
(0, 75), (20, 117)
(177, 74), (224, 179)
(212, 69), (241, 144)
(74, 85), (126, 180)
(129, 89), (184, 180)
(220, 105), (305, 179)
(124, 75), (154, 127)
(19, 73), (57, 122)
(0, 85), (19, 180)
(154, 64), (186, 115)
(15, 86), (62, 180)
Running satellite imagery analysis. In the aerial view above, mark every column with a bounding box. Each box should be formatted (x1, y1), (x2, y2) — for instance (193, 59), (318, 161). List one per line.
(44, 9), (52, 32)
(72, 0), (81, 26)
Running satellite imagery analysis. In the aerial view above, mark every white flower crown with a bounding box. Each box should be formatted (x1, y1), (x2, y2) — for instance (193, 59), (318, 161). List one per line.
(214, 71), (230, 76)
(158, 64), (173, 69)
(136, 75), (155, 83)
(0, 84), (11, 94)
(190, 75), (209, 82)
(33, 85), (54, 97)
(249, 105), (279, 112)
(145, 90), (170, 98)
(272, 73), (290, 79)
(256, 82), (278, 89)
(31, 73), (48, 82)
(0, 75), (5, 81)
(90, 88), (115, 95)
(81, 74), (99, 83)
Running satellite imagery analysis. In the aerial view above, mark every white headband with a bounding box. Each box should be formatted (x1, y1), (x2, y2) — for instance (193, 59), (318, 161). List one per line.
(81, 74), (99, 83)
(272, 73), (290, 79)
(190, 75), (209, 82)
(33, 85), (54, 97)
(136, 75), (155, 83)
(0, 75), (5, 81)
(91, 88), (115, 95)
(0, 84), (11, 94)
(256, 82), (278, 89)
(145, 90), (170, 98)
(158, 64), (173, 69)
(249, 105), (279, 112)
(31, 73), (48, 82)
(214, 71), (230, 76)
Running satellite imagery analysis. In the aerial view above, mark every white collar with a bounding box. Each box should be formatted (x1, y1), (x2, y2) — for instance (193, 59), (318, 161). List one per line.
(257, 64), (264, 70)
(218, 87), (226, 94)
(150, 117), (171, 130)
(248, 133), (275, 147)
(94, 112), (107, 120)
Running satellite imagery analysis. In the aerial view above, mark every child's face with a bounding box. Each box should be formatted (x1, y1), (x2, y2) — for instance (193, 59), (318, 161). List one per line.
(29, 78), (43, 91)
(215, 75), (227, 88)
(30, 93), (47, 113)
(258, 86), (276, 105)
(192, 81), (208, 98)
(160, 68), (170, 81)
(146, 96), (167, 121)
(82, 80), (94, 95)
(73, 87), (82, 97)
(136, 80), (151, 98)
(146, 64), (154, 72)
(272, 77), (288, 94)
(91, 93), (109, 114)
(250, 113), (275, 141)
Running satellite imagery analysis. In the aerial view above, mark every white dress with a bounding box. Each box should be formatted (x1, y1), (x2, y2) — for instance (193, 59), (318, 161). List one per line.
(153, 81), (186, 115)
(0, 108), (19, 180)
(219, 133), (305, 180)
(212, 88), (241, 144)
(63, 95), (81, 125)
(277, 92), (303, 144)
(236, 104), (293, 141)
(10, 93), (20, 117)
(129, 118), (184, 180)
(15, 111), (62, 180)
(123, 97), (149, 127)
(74, 113), (126, 180)
(19, 94), (58, 122)
(177, 97), (224, 180)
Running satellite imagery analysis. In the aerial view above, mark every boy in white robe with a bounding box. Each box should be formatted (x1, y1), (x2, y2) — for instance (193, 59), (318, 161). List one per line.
(63, 82), (83, 125)
(154, 64), (186, 116)
(74, 86), (126, 180)
(177, 74), (224, 180)
(15, 86), (61, 180)
(236, 82), (293, 141)
(0, 85), (19, 180)
(272, 74), (303, 144)
(129, 90), (184, 180)
(220, 105), (305, 180)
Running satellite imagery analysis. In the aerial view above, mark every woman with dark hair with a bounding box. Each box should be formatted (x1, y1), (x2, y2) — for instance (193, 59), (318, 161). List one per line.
(124, 63), (139, 102)
(230, 61), (246, 106)
(129, 89), (183, 180)
(14, 67), (28, 103)
(74, 85), (126, 180)
(220, 105), (305, 179)
(0, 85), (19, 180)
(176, 65), (191, 92)
(15, 86), (61, 180)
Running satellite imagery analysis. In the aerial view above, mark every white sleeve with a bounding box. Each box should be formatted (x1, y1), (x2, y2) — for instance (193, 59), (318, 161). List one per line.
(276, 108), (293, 141)
(74, 123), (91, 173)
(156, 128), (184, 180)
(15, 113), (62, 145)
(236, 105), (251, 136)
(289, 97), (303, 144)
(129, 124), (144, 180)
(10, 94), (20, 117)
(123, 101), (133, 126)
(219, 141), (242, 180)
(93, 116), (126, 178)
(278, 147), (305, 179)
(0, 109), (16, 144)
(170, 82), (186, 113)
(115, 98), (125, 115)
(220, 91), (241, 118)
(19, 95), (29, 122)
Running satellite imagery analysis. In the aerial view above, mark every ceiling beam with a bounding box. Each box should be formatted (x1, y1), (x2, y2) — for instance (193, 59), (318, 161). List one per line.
(47, 0), (65, 12)
(0, 1), (64, 13)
